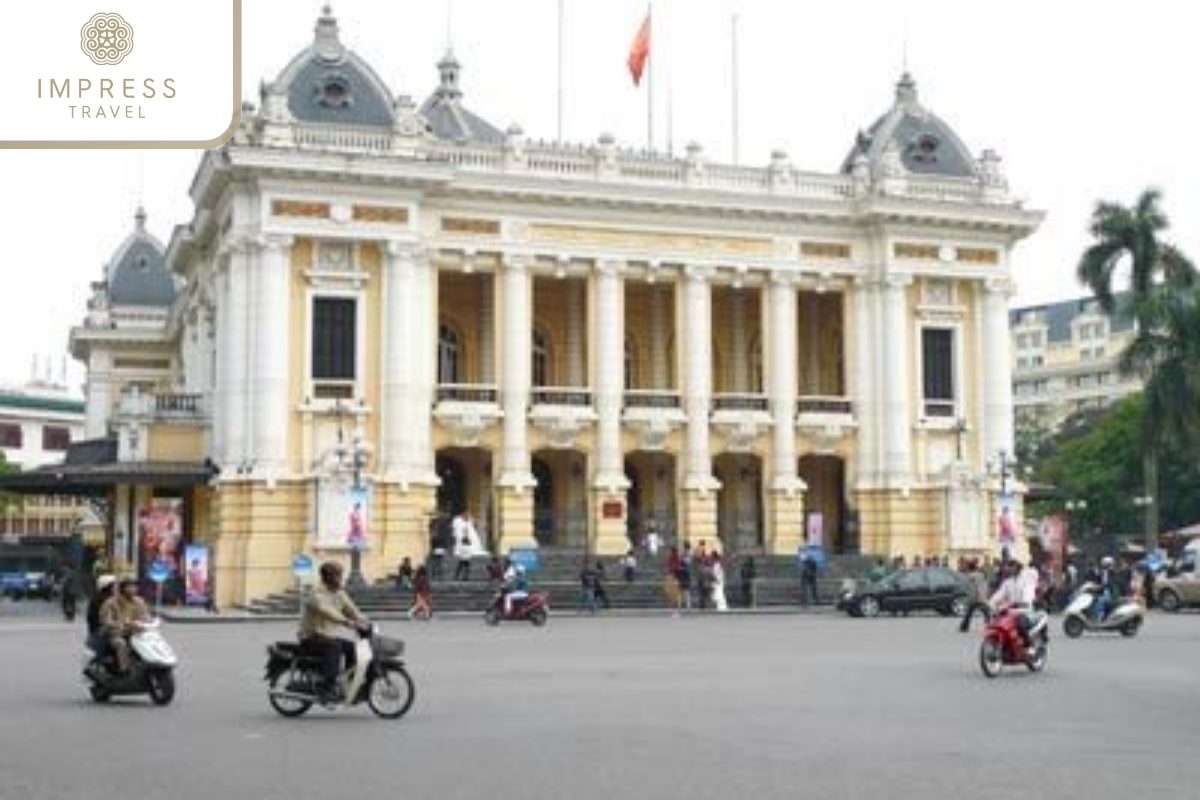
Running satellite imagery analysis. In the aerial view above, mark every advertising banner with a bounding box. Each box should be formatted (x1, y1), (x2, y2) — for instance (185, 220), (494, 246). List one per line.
(317, 479), (371, 550)
(183, 544), (210, 606)
(137, 498), (183, 579)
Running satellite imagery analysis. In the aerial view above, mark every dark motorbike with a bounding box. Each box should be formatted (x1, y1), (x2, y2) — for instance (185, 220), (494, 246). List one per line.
(979, 605), (1049, 678)
(484, 590), (550, 626)
(264, 623), (415, 719)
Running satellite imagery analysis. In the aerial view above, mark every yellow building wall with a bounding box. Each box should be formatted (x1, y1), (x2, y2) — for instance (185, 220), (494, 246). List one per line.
(146, 426), (205, 462)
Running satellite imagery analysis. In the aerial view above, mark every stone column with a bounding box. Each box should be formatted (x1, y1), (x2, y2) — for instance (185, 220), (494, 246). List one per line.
(381, 240), (417, 480)
(565, 278), (585, 386)
(680, 266), (719, 541)
(252, 234), (293, 477)
(218, 239), (250, 473)
(766, 272), (804, 554)
(650, 283), (669, 388)
(880, 273), (912, 486)
(496, 254), (535, 551)
(591, 259), (630, 554)
(84, 352), (113, 439)
(981, 278), (1015, 462)
(851, 277), (879, 487)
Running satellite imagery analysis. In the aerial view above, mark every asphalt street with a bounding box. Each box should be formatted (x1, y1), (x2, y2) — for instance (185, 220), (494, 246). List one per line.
(1, 601), (1197, 800)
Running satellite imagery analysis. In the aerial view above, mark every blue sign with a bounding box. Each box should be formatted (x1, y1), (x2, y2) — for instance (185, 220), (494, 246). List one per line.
(509, 547), (540, 572)
(147, 560), (171, 584)
(291, 554), (314, 578)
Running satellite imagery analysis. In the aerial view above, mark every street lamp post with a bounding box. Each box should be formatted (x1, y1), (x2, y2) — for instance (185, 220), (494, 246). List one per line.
(332, 399), (370, 590)
(1133, 494), (1154, 554)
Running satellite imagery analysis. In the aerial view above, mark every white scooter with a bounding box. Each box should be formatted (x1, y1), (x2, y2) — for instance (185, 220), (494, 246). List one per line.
(82, 618), (179, 705)
(1062, 582), (1144, 638)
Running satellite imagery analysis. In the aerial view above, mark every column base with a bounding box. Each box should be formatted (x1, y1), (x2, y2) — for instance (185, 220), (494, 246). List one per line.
(766, 489), (806, 556)
(590, 490), (630, 556)
(679, 489), (719, 549)
(495, 485), (536, 554)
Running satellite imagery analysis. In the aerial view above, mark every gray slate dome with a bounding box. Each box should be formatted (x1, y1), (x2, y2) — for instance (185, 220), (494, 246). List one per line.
(277, 6), (395, 127)
(419, 50), (503, 144)
(107, 208), (175, 307)
(841, 73), (977, 178)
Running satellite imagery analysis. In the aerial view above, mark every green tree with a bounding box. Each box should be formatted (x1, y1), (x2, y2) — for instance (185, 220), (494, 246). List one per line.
(1077, 188), (1198, 549)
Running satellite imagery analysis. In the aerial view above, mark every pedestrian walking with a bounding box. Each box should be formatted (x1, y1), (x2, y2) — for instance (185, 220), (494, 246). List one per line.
(958, 558), (991, 632)
(739, 556), (757, 608)
(408, 565), (432, 620)
(710, 552), (728, 612)
(800, 553), (820, 606)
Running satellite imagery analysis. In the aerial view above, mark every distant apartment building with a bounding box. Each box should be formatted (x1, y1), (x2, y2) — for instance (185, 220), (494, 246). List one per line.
(1009, 295), (1141, 432)
(0, 378), (87, 537)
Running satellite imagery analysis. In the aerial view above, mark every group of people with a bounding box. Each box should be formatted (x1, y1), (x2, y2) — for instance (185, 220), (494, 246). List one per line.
(663, 540), (730, 612)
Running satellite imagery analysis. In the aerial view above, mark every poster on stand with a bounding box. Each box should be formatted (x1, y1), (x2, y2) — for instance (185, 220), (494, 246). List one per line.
(184, 544), (210, 606)
(317, 479), (371, 550)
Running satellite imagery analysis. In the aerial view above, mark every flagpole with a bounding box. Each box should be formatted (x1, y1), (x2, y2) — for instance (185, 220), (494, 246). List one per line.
(557, 0), (564, 141)
(731, 13), (740, 164)
(647, 3), (654, 152)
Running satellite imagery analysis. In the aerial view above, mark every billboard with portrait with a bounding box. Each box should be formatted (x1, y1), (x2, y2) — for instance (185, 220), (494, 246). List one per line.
(183, 543), (210, 606)
(317, 479), (371, 550)
(137, 498), (183, 579)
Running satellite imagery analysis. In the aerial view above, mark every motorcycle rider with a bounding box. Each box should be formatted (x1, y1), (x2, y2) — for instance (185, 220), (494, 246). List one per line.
(501, 560), (529, 617)
(1091, 556), (1118, 621)
(85, 574), (117, 670)
(299, 561), (366, 701)
(99, 577), (151, 674)
(988, 558), (1040, 648)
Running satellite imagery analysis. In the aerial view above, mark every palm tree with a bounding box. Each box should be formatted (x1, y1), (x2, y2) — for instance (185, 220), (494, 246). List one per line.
(1077, 188), (1198, 551)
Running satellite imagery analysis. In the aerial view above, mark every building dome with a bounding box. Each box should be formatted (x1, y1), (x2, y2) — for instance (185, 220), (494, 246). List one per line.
(273, 6), (396, 127)
(841, 73), (977, 178)
(419, 49), (504, 144)
(106, 208), (174, 307)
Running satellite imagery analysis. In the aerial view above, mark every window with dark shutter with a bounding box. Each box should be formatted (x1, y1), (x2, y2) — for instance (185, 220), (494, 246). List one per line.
(922, 328), (955, 417)
(312, 297), (357, 397)
(0, 424), (22, 449)
(42, 426), (71, 451)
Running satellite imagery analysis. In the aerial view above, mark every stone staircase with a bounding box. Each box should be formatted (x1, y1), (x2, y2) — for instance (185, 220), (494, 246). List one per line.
(242, 548), (879, 617)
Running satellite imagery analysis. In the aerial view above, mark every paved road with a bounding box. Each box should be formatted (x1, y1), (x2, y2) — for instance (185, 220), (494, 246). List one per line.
(1, 606), (1197, 800)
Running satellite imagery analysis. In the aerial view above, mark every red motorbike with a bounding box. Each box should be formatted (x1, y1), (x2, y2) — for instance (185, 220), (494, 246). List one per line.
(484, 590), (550, 626)
(979, 605), (1049, 678)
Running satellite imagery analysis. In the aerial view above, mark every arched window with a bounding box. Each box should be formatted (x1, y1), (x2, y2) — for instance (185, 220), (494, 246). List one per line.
(438, 322), (461, 384)
(533, 328), (551, 387)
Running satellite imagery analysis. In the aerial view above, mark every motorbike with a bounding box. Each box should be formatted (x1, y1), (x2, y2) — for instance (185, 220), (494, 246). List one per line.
(979, 605), (1049, 678)
(1062, 582), (1144, 638)
(484, 590), (550, 626)
(264, 622), (416, 719)
(82, 618), (178, 705)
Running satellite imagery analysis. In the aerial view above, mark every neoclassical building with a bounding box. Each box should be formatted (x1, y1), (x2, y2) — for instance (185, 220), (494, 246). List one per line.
(61, 10), (1041, 606)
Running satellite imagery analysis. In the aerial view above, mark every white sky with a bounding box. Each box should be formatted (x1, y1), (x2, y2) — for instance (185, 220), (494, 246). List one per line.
(3, 0), (1197, 391)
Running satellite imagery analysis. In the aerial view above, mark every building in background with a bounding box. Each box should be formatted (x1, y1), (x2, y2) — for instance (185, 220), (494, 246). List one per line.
(2, 10), (1042, 606)
(1010, 294), (1140, 435)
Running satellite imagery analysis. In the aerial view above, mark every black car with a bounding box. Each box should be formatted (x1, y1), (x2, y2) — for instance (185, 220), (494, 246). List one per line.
(837, 567), (972, 618)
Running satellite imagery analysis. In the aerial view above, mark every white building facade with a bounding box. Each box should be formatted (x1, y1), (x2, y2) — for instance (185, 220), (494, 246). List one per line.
(72, 11), (1042, 605)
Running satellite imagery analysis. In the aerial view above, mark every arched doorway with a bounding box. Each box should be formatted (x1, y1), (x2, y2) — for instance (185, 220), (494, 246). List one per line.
(531, 449), (588, 548)
(798, 454), (847, 553)
(714, 453), (764, 553)
(436, 447), (493, 549)
(624, 452), (677, 547)
(532, 457), (553, 546)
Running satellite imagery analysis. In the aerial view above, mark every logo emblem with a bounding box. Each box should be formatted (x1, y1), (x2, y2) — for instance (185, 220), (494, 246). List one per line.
(80, 12), (134, 65)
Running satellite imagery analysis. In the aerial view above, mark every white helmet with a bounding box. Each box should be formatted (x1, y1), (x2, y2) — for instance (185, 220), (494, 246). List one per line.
(96, 574), (116, 591)
(1101, 556), (1115, 568)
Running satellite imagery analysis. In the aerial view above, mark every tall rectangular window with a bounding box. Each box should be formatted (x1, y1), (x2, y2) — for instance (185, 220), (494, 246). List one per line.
(312, 297), (357, 381)
(922, 328), (954, 416)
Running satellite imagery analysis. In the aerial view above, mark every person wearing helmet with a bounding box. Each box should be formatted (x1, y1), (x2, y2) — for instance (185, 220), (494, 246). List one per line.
(989, 558), (1039, 647)
(1092, 556), (1118, 621)
(84, 574), (117, 669)
(99, 577), (151, 673)
(298, 561), (365, 701)
(501, 558), (529, 616)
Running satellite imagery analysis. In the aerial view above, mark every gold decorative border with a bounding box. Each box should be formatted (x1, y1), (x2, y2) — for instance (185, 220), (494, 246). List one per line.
(956, 247), (999, 265)
(530, 223), (771, 256)
(1, 0), (242, 149)
(894, 243), (940, 260)
(800, 241), (852, 260)
(353, 205), (409, 224)
(442, 216), (501, 235)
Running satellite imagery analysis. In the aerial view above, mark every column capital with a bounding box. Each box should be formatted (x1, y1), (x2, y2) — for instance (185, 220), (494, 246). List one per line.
(254, 233), (295, 253)
(595, 258), (625, 278)
(769, 270), (797, 288)
(883, 272), (914, 290)
(983, 277), (1016, 297)
(683, 264), (713, 284)
(384, 238), (422, 258)
(501, 252), (531, 273)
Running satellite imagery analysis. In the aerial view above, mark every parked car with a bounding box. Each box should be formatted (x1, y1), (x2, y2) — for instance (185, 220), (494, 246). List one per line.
(837, 566), (972, 618)
(0, 571), (52, 600)
(1156, 541), (1200, 612)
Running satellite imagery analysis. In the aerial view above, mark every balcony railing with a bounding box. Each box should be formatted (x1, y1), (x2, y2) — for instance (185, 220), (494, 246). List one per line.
(712, 393), (769, 412)
(155, 393), (204, 415)
(624, 390), (681, 409)
(118, 390), (208, 421)
(922, 399), (956, 419)
(531, 387), (592, 407)
(436, 384), (499, 404)
(796, 396), (854, 415)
